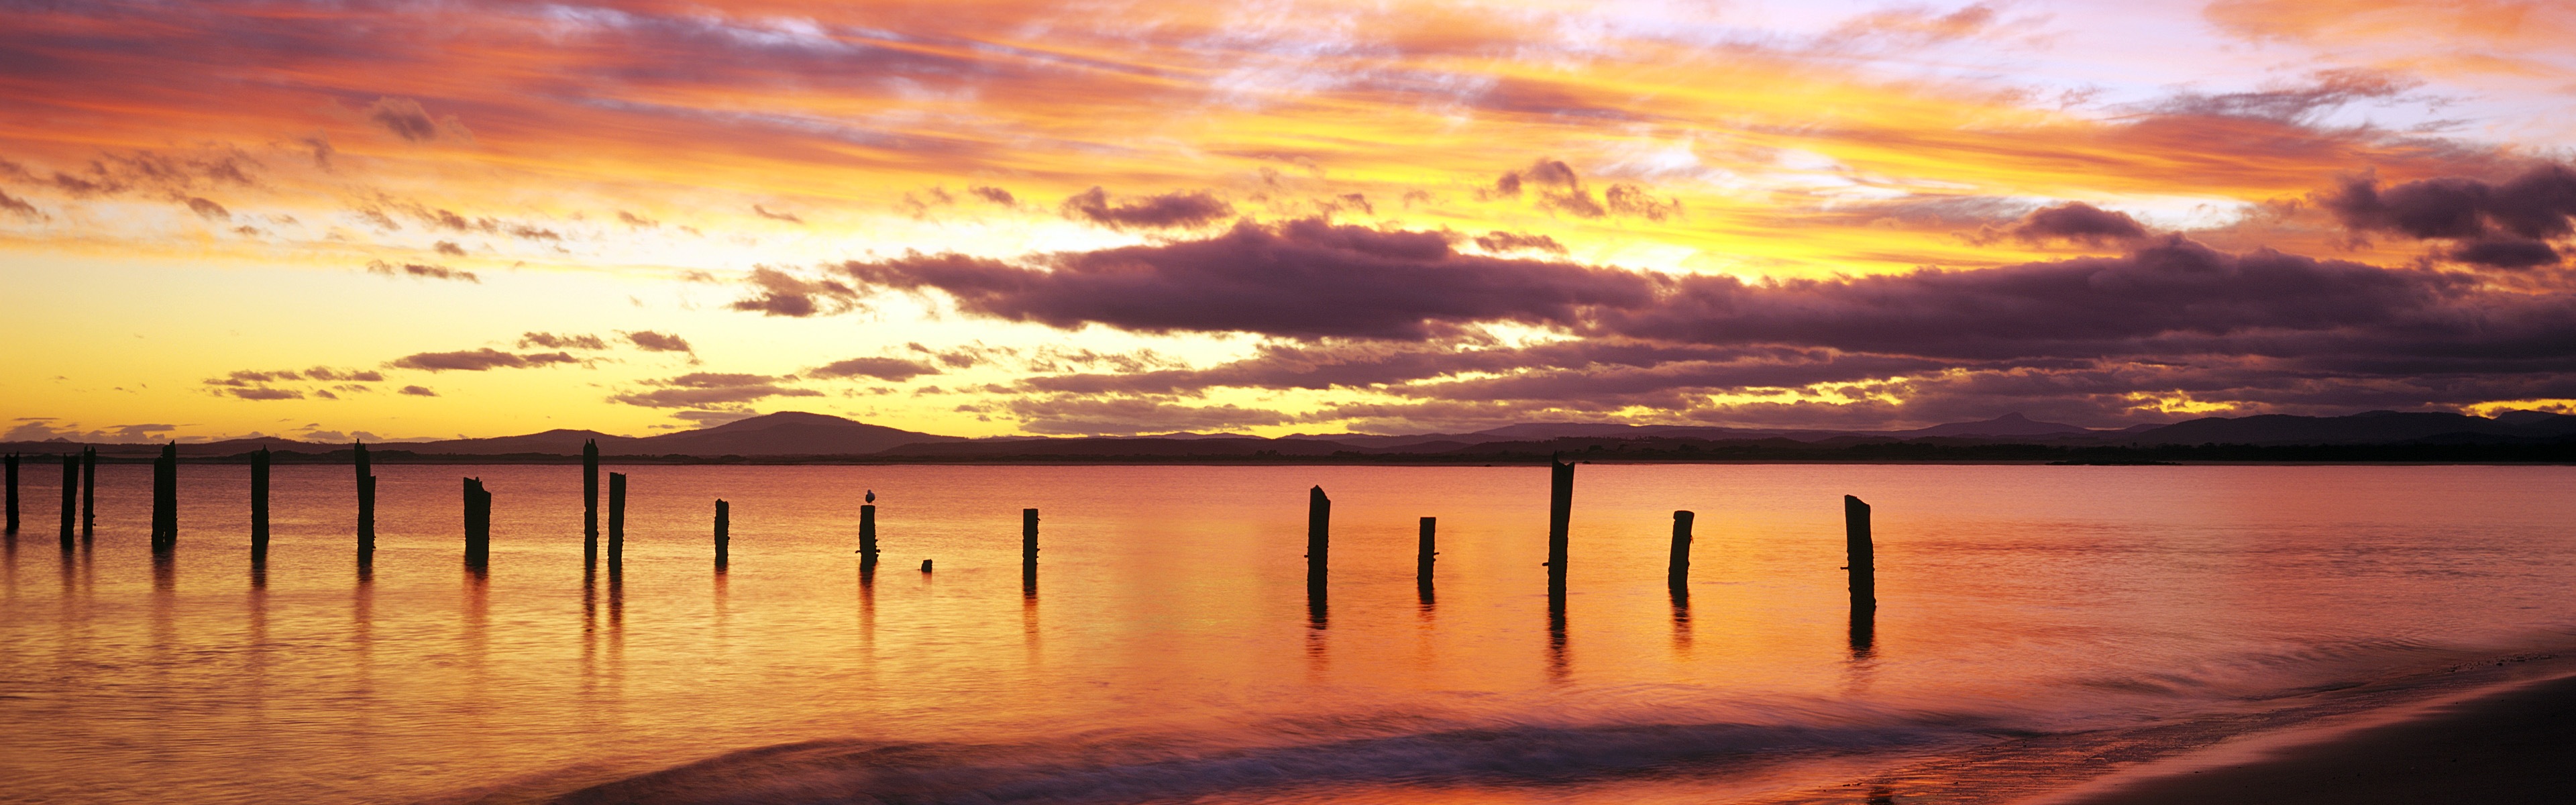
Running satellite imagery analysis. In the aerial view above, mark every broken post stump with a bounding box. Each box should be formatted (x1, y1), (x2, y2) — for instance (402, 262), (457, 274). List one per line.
(355, 441), (376, 561)
(462, 477), (491, 567)
(1546, 455), (1573, 590)
(584, 439), (599, 566)
(608, 472), (627, 567)
(1305, 486), (1330, 591)
(1669, 511), (1694, 590)
(251, 448), (271, 561)
(714, 498), (730, 569)
(1417, 517), (1436, 588)
(920, 558), (932, 573)
(1845, 495), (1874, 611)
(858, 502), (878, 567)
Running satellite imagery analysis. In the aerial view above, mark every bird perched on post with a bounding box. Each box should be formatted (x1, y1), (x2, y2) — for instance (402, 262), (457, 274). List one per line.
(866, 490), (876, 503)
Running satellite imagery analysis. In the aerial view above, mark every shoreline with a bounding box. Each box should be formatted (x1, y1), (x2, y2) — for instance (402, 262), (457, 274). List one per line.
(2033, 669), (2576, 805)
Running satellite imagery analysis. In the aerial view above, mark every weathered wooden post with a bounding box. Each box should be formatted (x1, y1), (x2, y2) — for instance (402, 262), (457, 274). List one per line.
(608, 472), (627, 567)
(1668, 511), (1694, 591)
(920, 558), (932, 573)
(1021, 507), (1038, 596)
(79, 447), (95, 537)
(1416, 517), (1437, 588)
(1305, 486), (1330, 590)
(59, 453), (77, 550)
(462, 477), (490, 567)
(858, 494), (879, 568)
(150, 444), (173, 550)
(1546, 455), (1573, 590)
(1022, 508), (1039, 566)
(250, 448), (271, 561)
(4, 453), (17, 533)
(1845, 495), (1874, 611)
(583, 439), (599, 566)
(713, 498), (729, 569)
(354, 441), (376, 561)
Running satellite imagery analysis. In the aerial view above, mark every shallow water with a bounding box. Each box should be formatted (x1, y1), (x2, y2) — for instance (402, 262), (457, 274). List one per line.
(2, 463), (2573, 804)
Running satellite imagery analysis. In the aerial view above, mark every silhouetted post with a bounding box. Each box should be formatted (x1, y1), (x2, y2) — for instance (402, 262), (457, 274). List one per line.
(79, 447), (95, 537)
(858, 502), (878, 568)
(60, 453), (77, 550)
(1416, 517), (1436, 588)
(583, 439), (599, 566)
(4, 453), (17, 533)
(1845, 495), (1874, 611)
(354, 441), (375, 560)
(250, 448), (271, 561)
(1546, 455), (1572, 590)
(608, 472), (627, 567)
(1305, 486), (1330, 590)
(920, 559), (932, 573)
(1668, 511), (1694, 591)
(1022, 508), (1039, 566)
(462, 477), (490, 567)
(713, 498), (729, 569)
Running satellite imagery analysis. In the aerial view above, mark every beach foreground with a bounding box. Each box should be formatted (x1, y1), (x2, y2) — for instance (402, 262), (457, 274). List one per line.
(2052, 672), (2576, 805)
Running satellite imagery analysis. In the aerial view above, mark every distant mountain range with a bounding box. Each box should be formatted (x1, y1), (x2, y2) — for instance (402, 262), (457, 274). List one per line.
(8, 409), (2574, 461)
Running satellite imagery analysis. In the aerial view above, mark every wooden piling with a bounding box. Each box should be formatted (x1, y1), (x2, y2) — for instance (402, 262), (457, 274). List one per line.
(858, 503), (878, 566)
(1546, 455), (1573, 589)
(608, 472), (627, 566)
(1844, 495), (1874, 610)
(354, 441), (376, 559)
(1668, 511), (1694, 590)
(920, 558), (932, 573)
(4, 453), (17, 533)
(79, 447), (95, 537)
(713, 498), (729, 568)
(148, 444), (178, 551)
(583, 439), (599, 566)
(60, 453), (76, 549)
(251, 448), (270, 561)
(462, 477), (490, 566)
(1416, 517), (1436, 588)
(1022, 508), (1039, 566)
(1305, 486), (1330, 590)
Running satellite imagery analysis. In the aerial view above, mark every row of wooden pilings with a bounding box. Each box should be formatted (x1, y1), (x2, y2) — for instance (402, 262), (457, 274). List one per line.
(1, 449), (1880, 609)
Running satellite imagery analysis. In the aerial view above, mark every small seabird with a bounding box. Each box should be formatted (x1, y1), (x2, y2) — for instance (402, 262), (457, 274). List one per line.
(865, 489), (876, 503)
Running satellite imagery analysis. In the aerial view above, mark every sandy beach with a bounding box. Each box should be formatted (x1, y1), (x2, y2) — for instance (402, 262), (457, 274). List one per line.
(2054, 672), (2576, 805)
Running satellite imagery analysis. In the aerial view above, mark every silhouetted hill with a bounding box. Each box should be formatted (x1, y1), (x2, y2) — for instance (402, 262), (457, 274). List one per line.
(1894, 413), (2093, 438)
(635, 411), (963, 455)
(2129, 411), (2576, 445)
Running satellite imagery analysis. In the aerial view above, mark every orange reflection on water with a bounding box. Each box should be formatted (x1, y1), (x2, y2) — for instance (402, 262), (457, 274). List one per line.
(0, 464), (2572, 803)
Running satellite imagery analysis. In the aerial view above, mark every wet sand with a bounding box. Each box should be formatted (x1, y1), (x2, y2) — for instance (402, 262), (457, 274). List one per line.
(2055, 672), (2576, 805)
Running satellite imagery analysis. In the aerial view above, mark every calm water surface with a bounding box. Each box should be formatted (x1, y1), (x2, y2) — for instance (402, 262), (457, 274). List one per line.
(2, 464), (2573, 804)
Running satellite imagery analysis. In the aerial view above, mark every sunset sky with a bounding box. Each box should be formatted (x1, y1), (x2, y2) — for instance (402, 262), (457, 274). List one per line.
(4, 0), (2574, 441)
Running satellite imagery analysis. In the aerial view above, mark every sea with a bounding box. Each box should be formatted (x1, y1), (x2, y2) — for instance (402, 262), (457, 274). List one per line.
(2, 462), (2572, 804)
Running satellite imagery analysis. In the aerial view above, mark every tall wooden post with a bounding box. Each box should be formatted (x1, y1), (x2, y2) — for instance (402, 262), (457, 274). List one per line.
(60, 453), (77, 550)
(148, 444), (178, 551)
(250, 448), (271, 561)
(713, 498), (729, 569)
(583, 439), (599, 566)
(607, 472), (627, 567)
(1022, 508), (1039, 565)
(1668, 511), (1694, 591)
(462, 477), (490, 567)
(1546, 455), (1573, 590)
(4, 453), (17, 533)
(79, 447), (95, 537)
(1845, 495), (1874, 611)
(858, 503), (878, 567)
(1305, 486), (1330, 590)
(1416, 517), (1437, 588)
(354, 441), (375, 560)
(1021, 507), (1038, 595)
